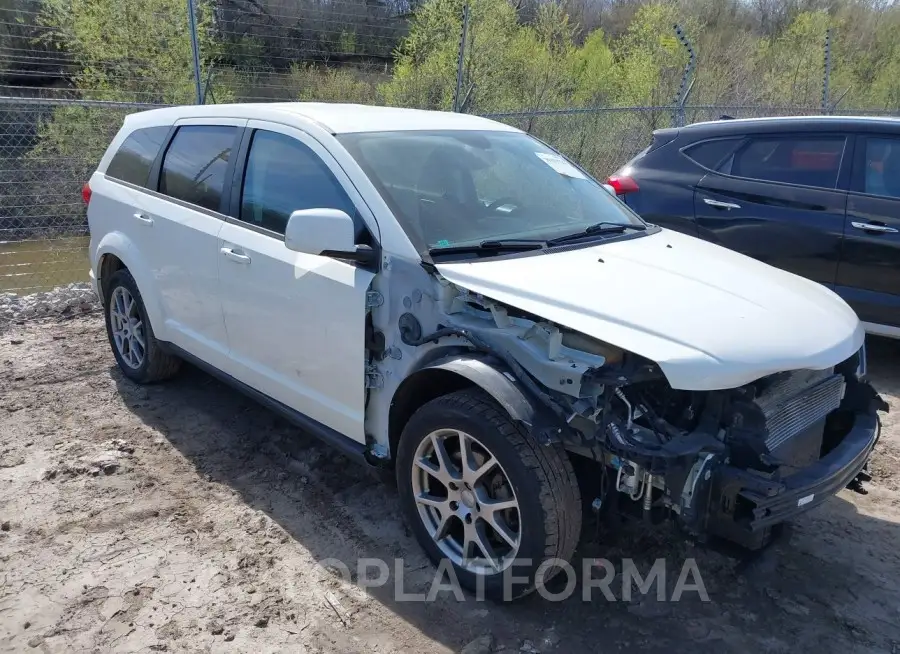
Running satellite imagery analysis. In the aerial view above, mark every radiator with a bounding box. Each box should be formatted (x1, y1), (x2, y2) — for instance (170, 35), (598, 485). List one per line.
(753, 369), (846, 452)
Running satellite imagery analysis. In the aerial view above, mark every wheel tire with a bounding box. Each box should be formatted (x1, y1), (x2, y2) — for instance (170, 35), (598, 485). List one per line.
(103, 268), (181, 384)
(396, 388), (582, 601)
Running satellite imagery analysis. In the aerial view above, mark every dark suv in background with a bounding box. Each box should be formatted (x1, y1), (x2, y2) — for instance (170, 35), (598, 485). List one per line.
(609, 116), (900, 337)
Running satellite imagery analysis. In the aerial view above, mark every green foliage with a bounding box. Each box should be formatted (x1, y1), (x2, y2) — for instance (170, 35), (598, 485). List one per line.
(37, 0), (218, 104)
(292, 64), (380, 104)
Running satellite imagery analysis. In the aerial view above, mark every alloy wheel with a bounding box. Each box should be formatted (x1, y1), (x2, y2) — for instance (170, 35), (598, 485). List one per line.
(109, 286), (145, 369)
(411, 428), (521, 575)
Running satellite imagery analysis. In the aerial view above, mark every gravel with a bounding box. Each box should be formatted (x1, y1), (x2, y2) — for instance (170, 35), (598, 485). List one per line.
(0, 282), (98, 324)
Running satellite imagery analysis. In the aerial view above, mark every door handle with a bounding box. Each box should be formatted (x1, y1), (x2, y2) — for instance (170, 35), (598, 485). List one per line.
(703, 198), (741, 210)
(220, 247), (251, 264)
(134, 212), (153, 226)
(851, 221), (898, 234)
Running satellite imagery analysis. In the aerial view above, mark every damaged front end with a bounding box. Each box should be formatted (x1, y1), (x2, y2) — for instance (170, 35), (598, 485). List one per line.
(427, 282), (887, 552)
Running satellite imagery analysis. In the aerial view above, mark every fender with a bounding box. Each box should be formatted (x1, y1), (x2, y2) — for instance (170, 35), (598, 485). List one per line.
(416, 353), (536, 426)
(94, 231), (168, 341)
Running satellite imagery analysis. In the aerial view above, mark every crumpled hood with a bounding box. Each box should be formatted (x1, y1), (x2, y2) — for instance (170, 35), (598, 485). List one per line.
(436, 229), (864, 391)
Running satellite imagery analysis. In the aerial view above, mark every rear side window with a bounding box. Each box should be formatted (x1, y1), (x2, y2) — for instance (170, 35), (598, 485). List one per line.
(160, 125), (238, 212)
(683, 138), (742, 170)
(731, 137), (846, 189)
(106, 126), (170, 186)
(239, 129), (357, 235)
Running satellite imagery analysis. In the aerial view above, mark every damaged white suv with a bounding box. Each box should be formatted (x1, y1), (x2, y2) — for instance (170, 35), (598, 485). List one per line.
(86, 103), (886, 599)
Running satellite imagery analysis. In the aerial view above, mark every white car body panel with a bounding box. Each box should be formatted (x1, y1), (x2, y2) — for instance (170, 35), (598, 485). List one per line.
(436, 228), (864, 391)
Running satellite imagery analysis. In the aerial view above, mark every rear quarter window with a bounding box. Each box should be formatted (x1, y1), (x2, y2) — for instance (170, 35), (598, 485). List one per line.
(105, 126), (170, 186)
(682, 138), (743, 170)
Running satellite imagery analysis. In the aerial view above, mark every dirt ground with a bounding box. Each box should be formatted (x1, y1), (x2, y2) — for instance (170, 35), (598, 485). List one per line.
(1, 315), (899, 654)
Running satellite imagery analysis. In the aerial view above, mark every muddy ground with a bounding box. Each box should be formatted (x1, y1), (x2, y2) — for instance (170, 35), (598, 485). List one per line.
(1, 315), (899, 653)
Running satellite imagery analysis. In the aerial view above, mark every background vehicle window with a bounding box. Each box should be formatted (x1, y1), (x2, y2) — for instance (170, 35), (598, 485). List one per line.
(863, 138), (900, 199)
(160, 125), (237, 212)
(240, 130), (357, 236)
(731, 137), (846, 189)
(106, 126), (170, 186)
(683, 138), (742, 170)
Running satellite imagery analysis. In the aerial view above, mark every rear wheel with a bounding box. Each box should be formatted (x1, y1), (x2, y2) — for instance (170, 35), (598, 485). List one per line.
(103, 269), (181, 384)
(396, 388), (582, 600)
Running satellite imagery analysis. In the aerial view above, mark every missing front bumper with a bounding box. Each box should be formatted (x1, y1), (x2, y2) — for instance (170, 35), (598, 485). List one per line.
(706, 402), (881, 550)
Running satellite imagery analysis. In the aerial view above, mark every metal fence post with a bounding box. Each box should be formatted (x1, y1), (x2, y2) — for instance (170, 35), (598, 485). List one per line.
(822, 28), (832, 115)
(453, 4), (470, 113)
(187, 0), (204, 104)
(672, 24), (696, 128)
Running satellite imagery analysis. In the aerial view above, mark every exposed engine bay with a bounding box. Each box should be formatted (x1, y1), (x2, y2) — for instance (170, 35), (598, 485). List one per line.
(402, 280), (888, 551)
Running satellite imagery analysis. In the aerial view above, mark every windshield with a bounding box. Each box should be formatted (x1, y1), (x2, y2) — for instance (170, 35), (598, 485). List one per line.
(337, 130), (647, 257)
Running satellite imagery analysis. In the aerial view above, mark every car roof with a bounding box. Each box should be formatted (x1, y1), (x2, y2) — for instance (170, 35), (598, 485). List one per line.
(683, 114), (900, 134)
(124, 102), (520, 135)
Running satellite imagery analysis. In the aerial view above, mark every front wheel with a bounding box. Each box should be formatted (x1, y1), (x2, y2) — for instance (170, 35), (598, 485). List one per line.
(396, 388), (582, 601)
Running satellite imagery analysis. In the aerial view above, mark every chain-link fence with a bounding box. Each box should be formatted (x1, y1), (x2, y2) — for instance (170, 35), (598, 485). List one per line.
(1, 0), (898, 304)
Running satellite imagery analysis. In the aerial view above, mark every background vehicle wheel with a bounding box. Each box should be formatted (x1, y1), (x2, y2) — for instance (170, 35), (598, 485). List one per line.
(103, 269), (181, 384)
(396, 388), (582, 601)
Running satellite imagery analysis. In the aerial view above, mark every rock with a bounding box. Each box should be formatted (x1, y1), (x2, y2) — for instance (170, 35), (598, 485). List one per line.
(209, 621), (224, 635)
(23, 621), (30, 629)
(27, 636), (42, 648)
(540, 627), (561, 649)
(1, 521), (9, 531)
(224, 633), (235, 642)
(460, 634), (495, 654)
(520, 641), (540, 653)
(1, 283), (99, 323)
(254, 616), (269, 628)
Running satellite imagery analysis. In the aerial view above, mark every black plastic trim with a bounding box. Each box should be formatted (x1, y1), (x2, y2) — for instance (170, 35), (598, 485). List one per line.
(162, 343), (370, 466)
(720, 407), (879, 532)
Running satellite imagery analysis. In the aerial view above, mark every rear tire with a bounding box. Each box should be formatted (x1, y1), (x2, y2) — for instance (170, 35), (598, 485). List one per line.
(103, 269), (181, 384)
(396, 388), (582, 601)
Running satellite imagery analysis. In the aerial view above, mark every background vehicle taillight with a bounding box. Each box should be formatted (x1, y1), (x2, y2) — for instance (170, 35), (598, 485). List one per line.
(605, 175), (640, 195)
(82, 181), (92, 206)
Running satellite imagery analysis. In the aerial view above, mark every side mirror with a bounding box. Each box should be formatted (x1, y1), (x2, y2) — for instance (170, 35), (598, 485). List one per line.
(284, 208), (351, 253)
(602, 183), (616, 195)
(284, 209), (377, 266)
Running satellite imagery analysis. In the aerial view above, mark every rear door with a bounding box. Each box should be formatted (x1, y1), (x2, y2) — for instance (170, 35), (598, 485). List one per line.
(141, 118), (245, 368)
(693, 134), (850, 289)
(836, 134), (900, 331)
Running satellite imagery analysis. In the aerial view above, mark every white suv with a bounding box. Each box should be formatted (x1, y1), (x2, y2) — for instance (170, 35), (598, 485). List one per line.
(86, 103), (885, 599)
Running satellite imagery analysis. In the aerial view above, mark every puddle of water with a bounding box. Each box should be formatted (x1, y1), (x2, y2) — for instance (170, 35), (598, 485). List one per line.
(0, 237), (90, 294)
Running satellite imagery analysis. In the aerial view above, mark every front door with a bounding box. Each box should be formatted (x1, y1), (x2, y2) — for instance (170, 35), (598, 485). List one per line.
(694, 134), (850, 289)
(836, 135), (900, 330)
(216, 122), (376, 442)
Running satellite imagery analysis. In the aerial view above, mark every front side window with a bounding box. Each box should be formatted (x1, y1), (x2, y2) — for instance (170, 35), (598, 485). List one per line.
(239, 130), (357, 236)
(730, 136), (846, 189)
(106, 126), (170, 186)
(159, 125), (238, 212)
(337, 130), (645, 256)
(861, 137), (900, 199)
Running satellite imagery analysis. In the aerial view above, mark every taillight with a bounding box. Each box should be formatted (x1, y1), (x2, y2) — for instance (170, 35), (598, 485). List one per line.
(81, 182), (92, 205)
(606, 175), (639, 195)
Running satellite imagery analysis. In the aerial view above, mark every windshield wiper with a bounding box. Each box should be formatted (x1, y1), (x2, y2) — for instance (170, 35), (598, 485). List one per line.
(547, 221), (646, 246)
(428, 239), (548, 256)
